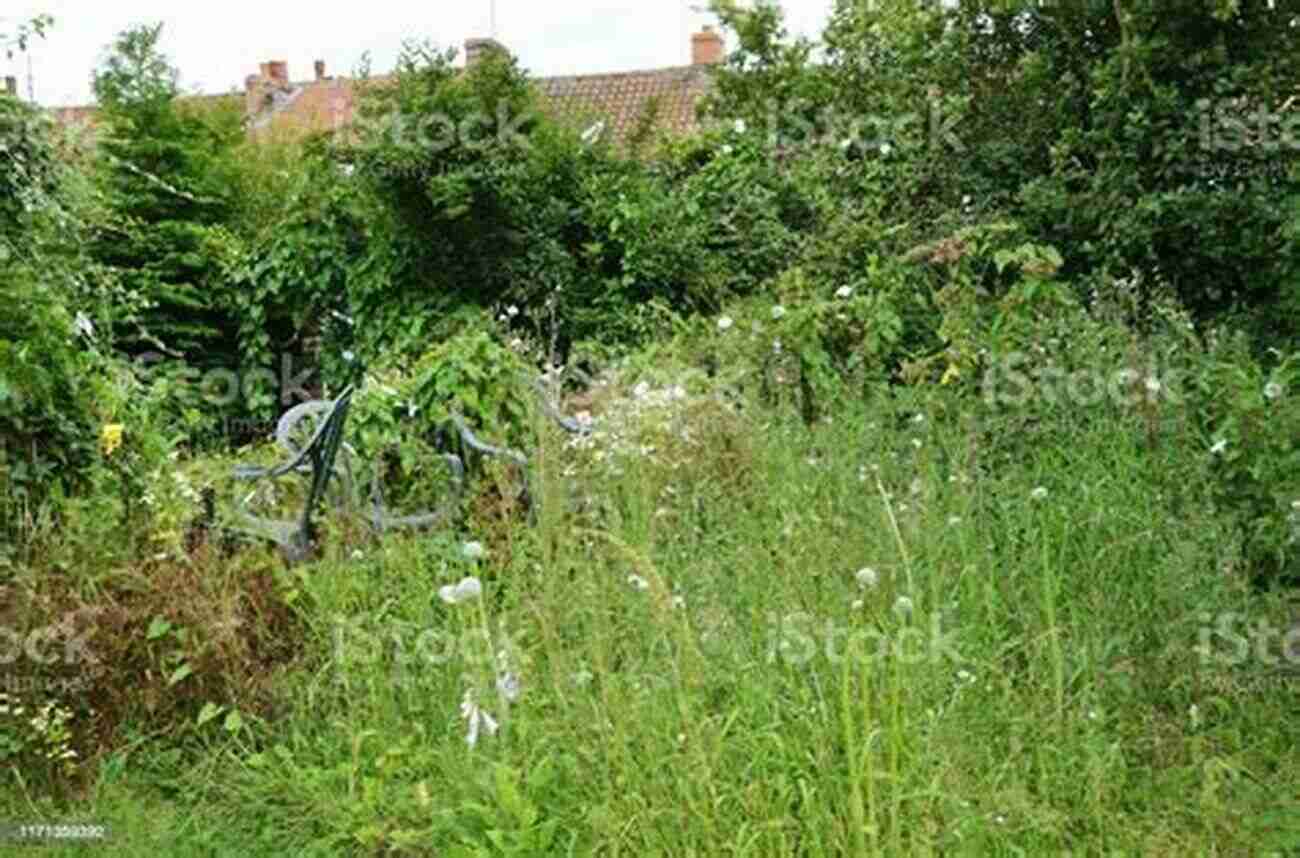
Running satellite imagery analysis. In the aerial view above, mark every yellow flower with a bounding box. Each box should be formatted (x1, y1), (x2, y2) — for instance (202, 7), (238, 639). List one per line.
(100, 424), (124, 457)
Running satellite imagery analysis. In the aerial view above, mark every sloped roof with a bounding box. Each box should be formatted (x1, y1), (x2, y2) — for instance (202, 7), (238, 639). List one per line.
(248, 78), (355, 136)
(536, 65), (713, 142)
(50, 62), (716, 147)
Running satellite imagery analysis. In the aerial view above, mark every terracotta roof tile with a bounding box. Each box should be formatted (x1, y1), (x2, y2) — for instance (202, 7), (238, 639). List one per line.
(537, 65), (713, 143)
(48, 57), (717, 148)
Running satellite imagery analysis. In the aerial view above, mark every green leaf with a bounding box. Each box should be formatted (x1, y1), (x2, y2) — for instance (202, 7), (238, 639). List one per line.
(196, 702), (223, 727)
(146, 616), (172, 640)
(223, 710), (245, 733)
(168, 663), (193, 686)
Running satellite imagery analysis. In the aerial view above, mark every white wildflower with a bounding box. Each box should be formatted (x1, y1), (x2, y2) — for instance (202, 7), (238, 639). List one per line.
(1144, 376), (1161, 395)
(771, 304), (786, 320)
(856, 567), (879, 589)
(581, 120), (606, 145)
(73, 311), (95, 338)
(461, 541), (486, 561)
(1210, 438), (1228, 456)
(835, 285), (854, 299)
(439, 577), (483, 605)
(1030, 486), (1049, 502)
(460, 691), (499, 748)
(947, 515), (962, 527)
(721, 144), (733, 155)
(627, 574), (650, 591)
(956, 669), (975, 683)
(851, 599), (864, 610)
(633, 381), (651, 400)
(506, 305), (519, 318)
(496, 672), (521, 703)
(733, 118), (747, 134)
(893, 596), (914, 617)
(342, 350), (356, 363)
(1264, 382), (1284, 401)
(880, 142), (893, 156)
(717, 316), (734, 332)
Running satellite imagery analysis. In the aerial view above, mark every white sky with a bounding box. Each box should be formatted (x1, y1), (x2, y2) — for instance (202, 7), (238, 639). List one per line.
(1, 1), (835, 107)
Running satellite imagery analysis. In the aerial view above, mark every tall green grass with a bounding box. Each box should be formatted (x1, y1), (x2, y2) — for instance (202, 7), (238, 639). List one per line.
(8, 378), (1299, 856)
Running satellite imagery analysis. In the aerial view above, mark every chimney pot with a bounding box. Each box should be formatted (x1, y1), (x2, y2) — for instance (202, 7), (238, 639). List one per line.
(2, 76), (16, 97)
(692, 26), (725, 66)
(314, 60), (327, 81)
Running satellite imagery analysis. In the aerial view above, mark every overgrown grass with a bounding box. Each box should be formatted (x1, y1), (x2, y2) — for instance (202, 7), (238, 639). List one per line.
(5, 369), (1299, 856)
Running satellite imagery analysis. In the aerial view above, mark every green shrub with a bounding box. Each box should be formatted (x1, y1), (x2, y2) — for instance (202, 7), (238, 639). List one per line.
(91, 23), (245, 363)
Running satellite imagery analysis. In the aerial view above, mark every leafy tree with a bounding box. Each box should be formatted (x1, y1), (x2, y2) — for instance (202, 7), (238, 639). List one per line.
(0, 75), (130, 539)
(1, 14), (52, 60)
(707, 0), (1300, 345)
(90, 23), (244, 362)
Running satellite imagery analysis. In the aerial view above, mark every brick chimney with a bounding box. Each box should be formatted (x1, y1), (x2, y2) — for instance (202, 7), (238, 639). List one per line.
(692, 26), (725, 66)
(2, 76), (16, 97)
(267, 60), (289, 87)
(464, 37), (506, 69)
(314, 60), (327, 81)
(246, 60), (294, 116)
